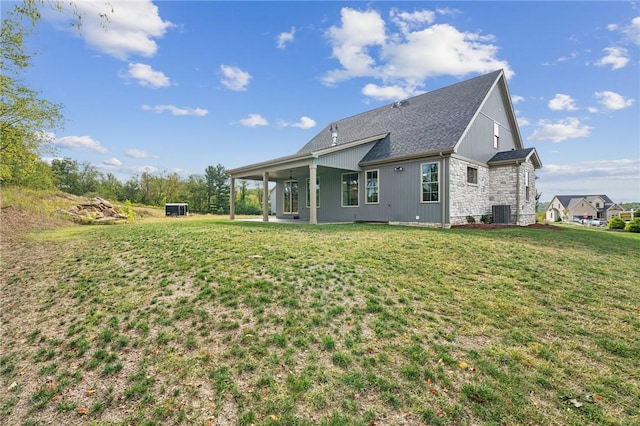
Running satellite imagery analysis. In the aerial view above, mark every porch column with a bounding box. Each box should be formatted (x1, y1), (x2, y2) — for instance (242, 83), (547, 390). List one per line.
(229, 177), (235, 220)
(309, 164), (317, 224)
(262, 172), (269, 222)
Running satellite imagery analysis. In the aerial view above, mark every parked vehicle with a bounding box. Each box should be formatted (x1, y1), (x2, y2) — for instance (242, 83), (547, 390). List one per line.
(588, 218), (607, 226)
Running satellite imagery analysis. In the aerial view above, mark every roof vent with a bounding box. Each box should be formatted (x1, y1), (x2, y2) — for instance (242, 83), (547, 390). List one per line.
(330, 123), (338, 146)
(392, 99), (408, 108)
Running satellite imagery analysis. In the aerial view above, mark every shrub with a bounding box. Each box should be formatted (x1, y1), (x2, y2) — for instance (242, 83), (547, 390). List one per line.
(625, 218), (640, 233)
(121, 200), (136, 223)
(608, 216), (626, 230)
(480, 215), (491, 224)
(466, 216), (476, 224)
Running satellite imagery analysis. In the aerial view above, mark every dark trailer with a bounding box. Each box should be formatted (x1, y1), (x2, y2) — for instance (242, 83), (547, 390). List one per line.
(165, 203), (188, 217)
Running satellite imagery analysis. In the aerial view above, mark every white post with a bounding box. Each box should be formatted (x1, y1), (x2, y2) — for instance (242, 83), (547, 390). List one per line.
(263, 172), (269, 222)
(229, 177), (235, 220)
(309, 164), (317, 224)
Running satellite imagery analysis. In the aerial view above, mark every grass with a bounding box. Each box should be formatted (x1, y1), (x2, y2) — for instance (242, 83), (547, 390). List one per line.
(1, 208), (639, 424)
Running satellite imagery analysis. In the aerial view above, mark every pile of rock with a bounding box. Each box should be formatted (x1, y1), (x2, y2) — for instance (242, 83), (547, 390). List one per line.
(55, 197), (128, 224)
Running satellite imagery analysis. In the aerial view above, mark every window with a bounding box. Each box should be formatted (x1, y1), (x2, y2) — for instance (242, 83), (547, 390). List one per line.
(493, 121), (500, 149)
(421, 163), (439, 202)
(306, 177), (320, 208)
(284, 180), (298, 214)
(365, 170), (379, 204)
(342, 172), (359, 207)
(525, 171), (530, 201)
(467, 166), (478, 185)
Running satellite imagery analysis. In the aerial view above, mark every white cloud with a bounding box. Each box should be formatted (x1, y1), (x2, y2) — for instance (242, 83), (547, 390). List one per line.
(54, 135), (108, 153)
(537, 159), (640, 203)
(511, 95), (525, 104)
(548, 94), (577, 111)
(103, 157), (122, 167)
(527, 117), (592, 143)
(277, 27), (296, 49)
(595, 46), (629, 70)
(238, 114), (268, 127)
(390, 8), (435, 35)
(607, 16), (640, 46)
(323, 7), (513, 99)
(141, 104), (208, 116)
(362, 83), (416, 101)
(125, 63), (170, 88)
(593, 91), (635, 111)
(125, 148), (151, 159)
(283, 116), (316, 129)
(51, 0), (173, 60)
(220, 65), (252, 91)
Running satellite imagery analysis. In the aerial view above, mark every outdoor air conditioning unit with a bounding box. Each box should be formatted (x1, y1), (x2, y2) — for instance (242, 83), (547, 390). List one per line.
(492, 205), (511, 224)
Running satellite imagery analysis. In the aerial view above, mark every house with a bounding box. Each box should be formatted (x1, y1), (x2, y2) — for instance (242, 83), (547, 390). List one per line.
(545, 195), (623, 222)
(226, 70), (542, 227)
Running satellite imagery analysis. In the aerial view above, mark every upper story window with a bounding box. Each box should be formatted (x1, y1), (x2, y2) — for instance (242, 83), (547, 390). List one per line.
(493, 121), (500, 149)
(365, 170), (379, 204)
(421, 162), (439, 202)
(341, 172), (359, 207)
(467, 166), (478, 185)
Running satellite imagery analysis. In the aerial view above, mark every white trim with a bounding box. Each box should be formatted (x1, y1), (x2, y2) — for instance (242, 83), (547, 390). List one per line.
(365, 169), (380, 205)
(341, 172), (359, 207)
(420, 162), (440, 203)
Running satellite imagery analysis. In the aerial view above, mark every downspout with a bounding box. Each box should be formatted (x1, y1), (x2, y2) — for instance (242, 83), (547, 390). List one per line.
(515, 162), (521, 225)
(439, 152), (447, 228)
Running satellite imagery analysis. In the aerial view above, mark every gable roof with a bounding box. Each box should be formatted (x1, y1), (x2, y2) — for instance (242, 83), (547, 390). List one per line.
(554, 194), (614, 208)
(488, 148), (542, 169)
(298, 70), (507, 164)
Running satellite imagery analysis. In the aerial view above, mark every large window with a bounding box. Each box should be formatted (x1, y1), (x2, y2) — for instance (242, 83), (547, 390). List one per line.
(467, 166), (478, 185)
(284, 180), (298, 214)
(306, 177), (320, 208)
(342, 173), (359, 207)
(365, 170), (379, 204)
(421, 163), (439, 202)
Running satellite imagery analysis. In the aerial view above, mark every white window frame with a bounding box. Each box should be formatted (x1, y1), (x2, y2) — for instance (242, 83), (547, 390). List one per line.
(420, 162), (439, 203)
(365, 169), (379, 204)
(306, 177), (320, 208)
(341, 172), (359, 207)
(493, 121), (500, 149)
(466, 166), (478, 186)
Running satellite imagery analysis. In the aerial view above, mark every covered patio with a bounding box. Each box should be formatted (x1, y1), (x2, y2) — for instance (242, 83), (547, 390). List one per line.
(225, 133), (387, 224)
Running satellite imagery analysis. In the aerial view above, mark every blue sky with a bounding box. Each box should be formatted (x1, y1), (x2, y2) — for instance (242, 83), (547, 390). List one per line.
(13, 1), (640, 202)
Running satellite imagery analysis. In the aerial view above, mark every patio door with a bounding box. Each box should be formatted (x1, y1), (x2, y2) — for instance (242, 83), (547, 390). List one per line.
(284, 180), (298, 214)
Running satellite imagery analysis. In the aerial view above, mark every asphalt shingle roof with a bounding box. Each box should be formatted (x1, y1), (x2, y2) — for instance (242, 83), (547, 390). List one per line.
(297, 70), (503, 163)
(487, 148), (535, 163)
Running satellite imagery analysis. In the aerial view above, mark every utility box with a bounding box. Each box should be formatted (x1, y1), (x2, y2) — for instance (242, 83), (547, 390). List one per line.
(492, 205), (511, 224)
(166, 203), (188, 217)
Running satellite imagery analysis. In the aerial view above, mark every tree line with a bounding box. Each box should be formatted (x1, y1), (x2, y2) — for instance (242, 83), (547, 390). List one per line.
(47, 158), (264, 214)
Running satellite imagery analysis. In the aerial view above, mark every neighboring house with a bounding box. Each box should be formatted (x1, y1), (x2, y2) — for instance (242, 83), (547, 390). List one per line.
(545, 195), (623, 222)
(226, 70), (542, 226)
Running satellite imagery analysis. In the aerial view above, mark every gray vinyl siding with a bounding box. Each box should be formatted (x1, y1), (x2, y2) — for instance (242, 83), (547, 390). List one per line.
(316, 142), (376, 171)
(456, 85), (517, 162)
(277, 158), (446, 224)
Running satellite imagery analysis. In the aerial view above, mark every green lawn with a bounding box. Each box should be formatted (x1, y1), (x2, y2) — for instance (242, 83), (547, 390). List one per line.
(1, 218), (639, 425)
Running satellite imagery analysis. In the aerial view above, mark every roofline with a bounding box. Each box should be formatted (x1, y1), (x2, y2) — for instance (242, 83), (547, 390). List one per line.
(487, 148), (542, 169)
(226, 132), (388, 177)
(359, 148), (455, 167)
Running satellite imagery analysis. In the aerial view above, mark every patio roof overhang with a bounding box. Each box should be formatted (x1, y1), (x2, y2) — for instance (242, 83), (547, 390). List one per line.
(225, 133), (389, 180)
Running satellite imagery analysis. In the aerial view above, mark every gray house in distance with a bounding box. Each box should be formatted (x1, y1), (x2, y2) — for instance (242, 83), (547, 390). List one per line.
(226, 70), (542, 227)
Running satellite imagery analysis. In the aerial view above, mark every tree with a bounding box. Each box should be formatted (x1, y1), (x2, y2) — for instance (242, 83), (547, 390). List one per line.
(1, 7), (62, 188)
(185, 174), (207, 213)
(205, 164), (229, 214)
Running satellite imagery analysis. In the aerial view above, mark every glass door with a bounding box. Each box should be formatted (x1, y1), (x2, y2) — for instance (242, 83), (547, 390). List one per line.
(284, 180), (298, 214)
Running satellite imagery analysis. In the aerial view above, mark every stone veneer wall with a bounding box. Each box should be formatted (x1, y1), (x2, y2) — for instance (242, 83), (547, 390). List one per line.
(449, 157), (536, 226)
(449, 157), (491, 225)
